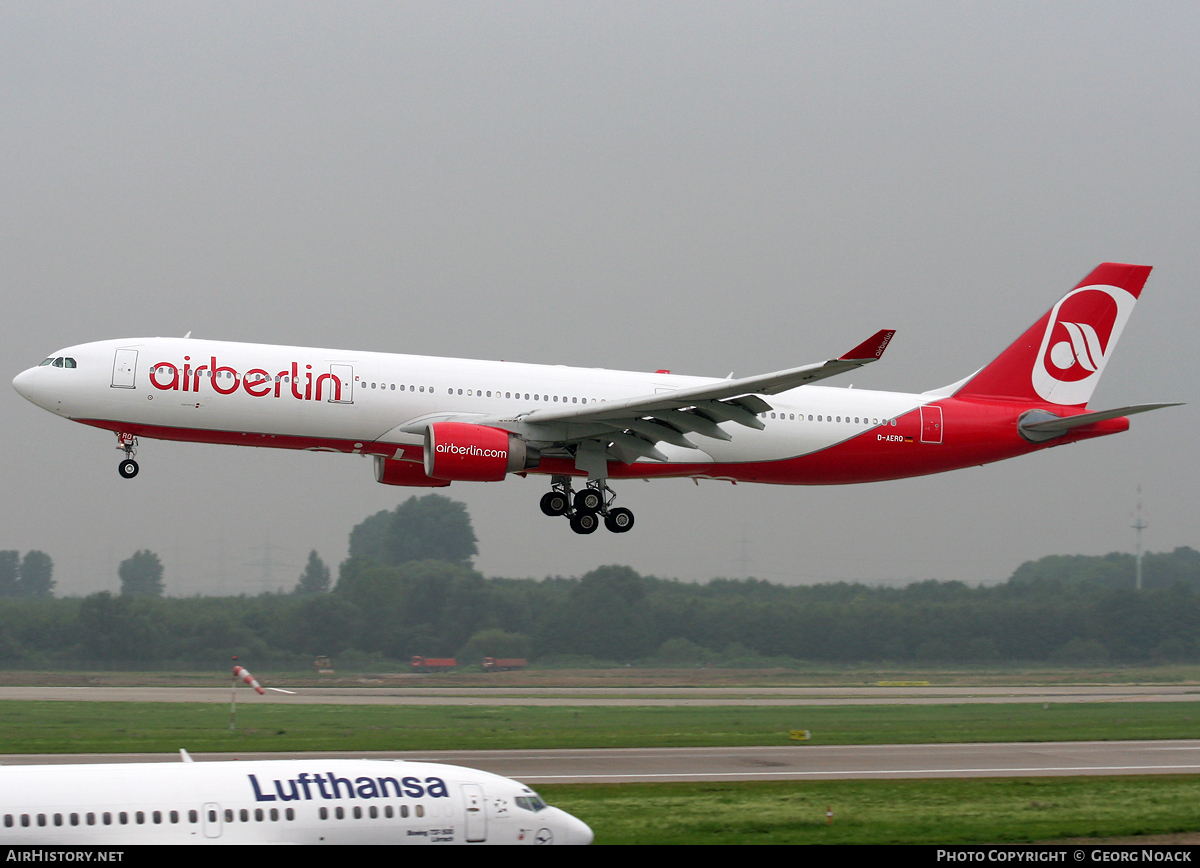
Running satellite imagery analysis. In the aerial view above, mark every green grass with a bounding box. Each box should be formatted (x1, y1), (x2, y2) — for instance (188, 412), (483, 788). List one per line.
(0, 700), (1198, 754)
(2, 699), (1198, 844)
(537, 776), (1200, 844)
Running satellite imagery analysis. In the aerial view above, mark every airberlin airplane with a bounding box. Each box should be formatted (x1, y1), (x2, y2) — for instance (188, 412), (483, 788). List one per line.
(12, 262), (1177, 534)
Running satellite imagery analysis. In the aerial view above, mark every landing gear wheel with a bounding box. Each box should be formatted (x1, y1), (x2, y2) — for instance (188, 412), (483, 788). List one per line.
(118, 459), (139, 479)
(569, 512), (600, 535)
(573, 489), (603, 514)
(540, 491), (569, 516)
(604, 507), (635, 533)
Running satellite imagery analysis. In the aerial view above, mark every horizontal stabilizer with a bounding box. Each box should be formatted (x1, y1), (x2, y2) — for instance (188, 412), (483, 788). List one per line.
(1018, 403), (1182, 442)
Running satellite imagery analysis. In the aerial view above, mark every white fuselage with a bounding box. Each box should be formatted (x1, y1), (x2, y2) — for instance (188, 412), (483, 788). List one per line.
(0, 758), (592, 845)
(13, 336), (926, 468)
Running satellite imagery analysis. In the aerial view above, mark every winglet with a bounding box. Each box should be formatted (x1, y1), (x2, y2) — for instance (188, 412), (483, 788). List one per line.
(839, 329), (895, 361)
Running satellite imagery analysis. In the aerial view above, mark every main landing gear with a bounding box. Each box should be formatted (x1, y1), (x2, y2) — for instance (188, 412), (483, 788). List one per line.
(116, 432), (139, 479)
(540, 475), (635, 535)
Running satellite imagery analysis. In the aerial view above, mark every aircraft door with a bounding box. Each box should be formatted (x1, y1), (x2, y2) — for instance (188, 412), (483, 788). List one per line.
(202, 803), (222, 838)
(111, 349), (138, 389)
(920, 405), (943, 444)
(329, 364), (354, 404)
(462, 783), (487, 842)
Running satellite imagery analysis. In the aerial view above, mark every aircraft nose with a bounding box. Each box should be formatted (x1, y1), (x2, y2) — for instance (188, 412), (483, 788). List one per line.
(568, 814), (594, 845)
(12, 367), (36, 401)
(549, 808), (593, 845)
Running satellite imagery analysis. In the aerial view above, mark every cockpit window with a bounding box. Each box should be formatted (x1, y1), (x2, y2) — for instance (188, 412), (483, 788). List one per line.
(39, 358), (54, 366)
(52, 358), (63, 367)
(63, 358), (76, 368)
(515, 796), (547, 812)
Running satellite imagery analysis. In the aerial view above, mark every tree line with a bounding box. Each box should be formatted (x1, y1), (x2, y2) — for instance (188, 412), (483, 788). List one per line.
(0, 551), (54, 597)
(1, 496), (1198, 667)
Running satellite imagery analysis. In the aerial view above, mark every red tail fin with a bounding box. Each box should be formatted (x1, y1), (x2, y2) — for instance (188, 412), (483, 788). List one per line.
(954, 263), (1151, 407)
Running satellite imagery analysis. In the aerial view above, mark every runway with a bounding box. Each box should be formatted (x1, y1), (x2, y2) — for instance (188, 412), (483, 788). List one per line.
(1, 685), (1198, 705)
(4, 685), (1197, 784)
(5, 740), (1200, 783)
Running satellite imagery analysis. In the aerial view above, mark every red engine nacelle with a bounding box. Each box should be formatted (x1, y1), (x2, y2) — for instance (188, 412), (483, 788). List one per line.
(374, 455), (451, 487)
(423, 422), (540, 482)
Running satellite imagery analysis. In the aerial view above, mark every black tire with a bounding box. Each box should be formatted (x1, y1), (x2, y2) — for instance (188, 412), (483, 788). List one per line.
(118, 459), (139, 479)
(604, 507), (635, 534)
(573, 489), (603, 513)
(569, 512), (599, 535)
(540, 491), (569, 516)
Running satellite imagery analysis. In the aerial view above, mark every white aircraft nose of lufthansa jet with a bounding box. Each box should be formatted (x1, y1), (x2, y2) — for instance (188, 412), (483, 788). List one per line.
(550, 807), (594, 845)
(569, 812), (595, 845)
(12, 367), (36, 402)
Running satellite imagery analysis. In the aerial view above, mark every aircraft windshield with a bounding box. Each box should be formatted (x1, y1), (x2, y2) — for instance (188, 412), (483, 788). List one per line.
(39, 357), (76, 368)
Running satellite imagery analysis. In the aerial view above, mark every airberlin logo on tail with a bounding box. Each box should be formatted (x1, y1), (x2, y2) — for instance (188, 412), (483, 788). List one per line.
(1049, 320), (1106, 375)
(1031, 284), (1135, 405)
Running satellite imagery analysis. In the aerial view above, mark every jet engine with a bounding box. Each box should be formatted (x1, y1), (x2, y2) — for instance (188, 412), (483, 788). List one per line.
(423, 422), (540, 482)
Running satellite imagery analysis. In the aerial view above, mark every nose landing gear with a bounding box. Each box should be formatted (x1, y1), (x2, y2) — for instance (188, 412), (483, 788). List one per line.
(541, 475), (635, 534)
(116, 432), (139, 479)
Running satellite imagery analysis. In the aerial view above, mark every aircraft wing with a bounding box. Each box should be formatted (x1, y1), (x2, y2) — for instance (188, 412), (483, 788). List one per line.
(394, 330), (894, 473)
(517, 329), (895, 468)
(525, 329), (896, 426)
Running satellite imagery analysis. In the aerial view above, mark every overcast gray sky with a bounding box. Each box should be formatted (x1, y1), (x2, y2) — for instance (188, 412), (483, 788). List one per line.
(2, 2), (1197, 596)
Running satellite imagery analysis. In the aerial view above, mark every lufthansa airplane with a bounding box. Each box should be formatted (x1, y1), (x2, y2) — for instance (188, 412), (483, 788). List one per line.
(12, 263), (1177, 534)
(0, 753), (593, 845)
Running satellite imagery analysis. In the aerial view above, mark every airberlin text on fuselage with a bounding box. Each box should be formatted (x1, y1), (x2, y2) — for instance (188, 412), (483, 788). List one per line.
(149, 357), (342, 402)
(247, 772), (449, 802)
(435, 443), (507, 459)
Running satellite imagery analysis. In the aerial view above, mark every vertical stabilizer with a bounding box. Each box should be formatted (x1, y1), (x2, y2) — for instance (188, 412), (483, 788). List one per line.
(953, 262), (1151, 407)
